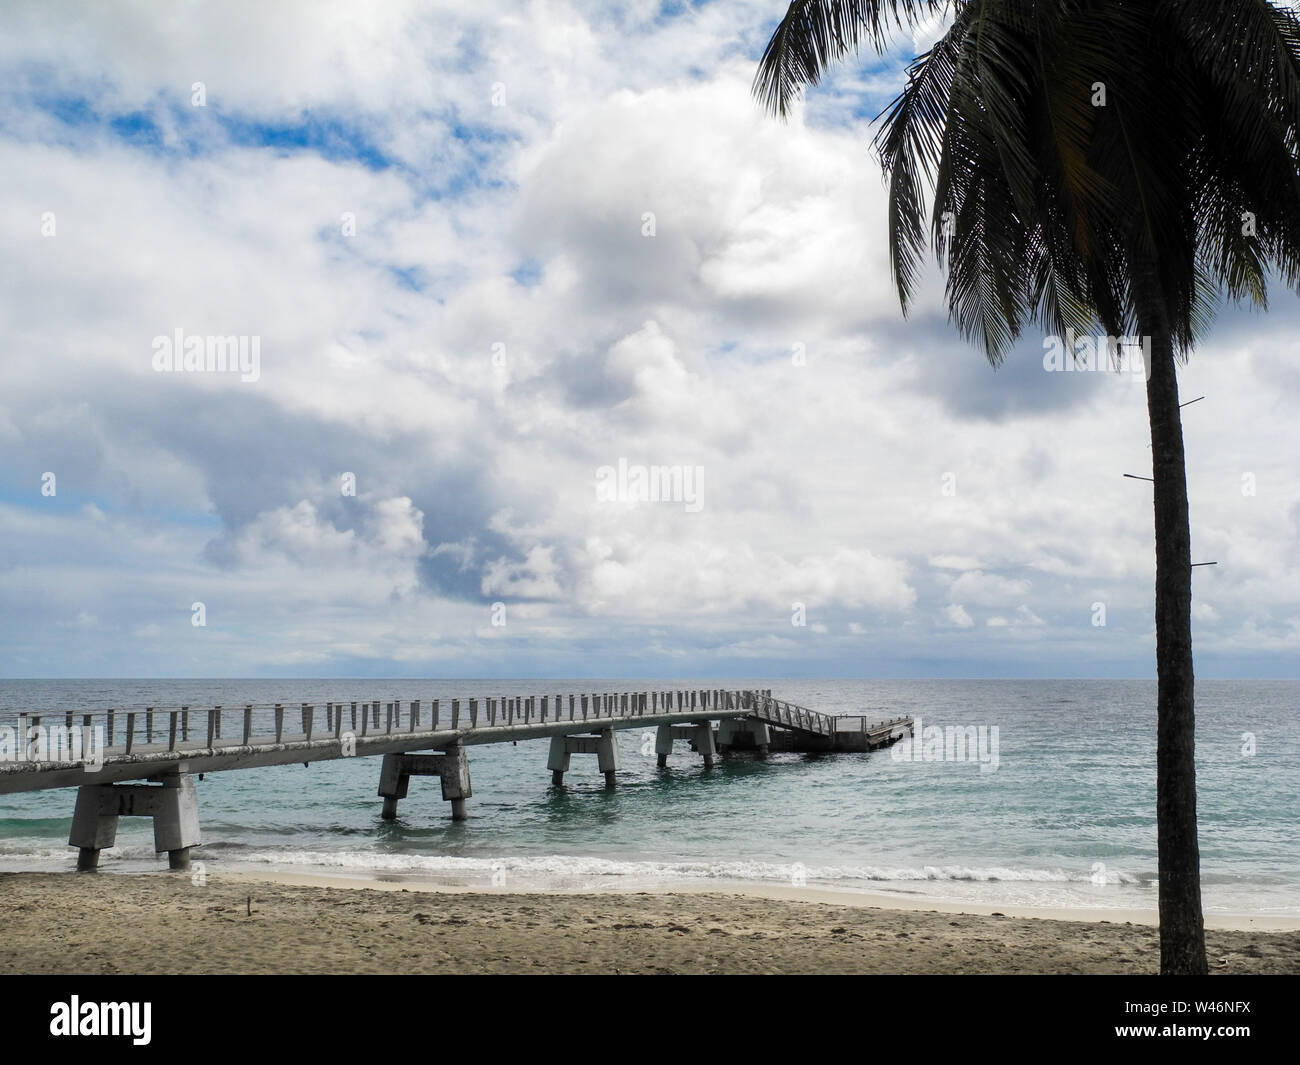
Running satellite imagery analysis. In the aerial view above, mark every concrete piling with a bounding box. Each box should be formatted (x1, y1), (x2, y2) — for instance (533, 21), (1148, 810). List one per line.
(69, 771), (200, 871)
(377, 745), (471, 821)
(547, 729), (619, 788)
(654, 722), (717, 768)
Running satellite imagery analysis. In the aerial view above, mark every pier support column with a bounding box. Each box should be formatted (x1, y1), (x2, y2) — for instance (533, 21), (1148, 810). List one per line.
(377, 746), (472, 822)
(547, 730), (620, 787)
(596, 728), (619, 788)
(546, 736), (570, 786)
(693, 722), (717, 769)
(654, 725), (674, 768)
(378, 754), (409, 820)
(69, 771), (201, 871)
(656, 723), (720, 768)
(441, 744), (471, 821)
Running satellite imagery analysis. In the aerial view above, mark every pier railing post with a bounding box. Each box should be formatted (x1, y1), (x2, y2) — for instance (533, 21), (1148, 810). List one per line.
(274, 704), (284, 742)
(451, 699), (460, 729)
(125, 712), (136, 754)
(207, 708), (216, 748)
(432, 699), (439, 729)
(470, 699), (478, 728)
(411, 700), (420, 732)
(243, 705), (253, 744)
(168, 711), (178, 751)
(180, 706), (189, 743)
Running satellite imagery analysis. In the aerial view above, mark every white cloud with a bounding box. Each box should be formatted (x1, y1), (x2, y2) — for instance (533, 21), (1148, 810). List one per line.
(0, 2), (1296, 677)
(948, 570), (1033, 606)
(945, 604), (974, 629)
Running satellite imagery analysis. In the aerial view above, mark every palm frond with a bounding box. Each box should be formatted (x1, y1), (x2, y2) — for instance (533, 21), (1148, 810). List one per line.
(753, 0), (949, 118)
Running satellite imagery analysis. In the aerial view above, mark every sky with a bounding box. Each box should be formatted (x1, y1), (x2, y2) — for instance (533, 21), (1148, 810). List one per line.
(0, 0), (1296, 680)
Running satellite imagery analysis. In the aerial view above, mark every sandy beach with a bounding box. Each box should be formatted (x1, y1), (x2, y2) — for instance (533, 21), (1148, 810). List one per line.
(2, 870), (1297, 975)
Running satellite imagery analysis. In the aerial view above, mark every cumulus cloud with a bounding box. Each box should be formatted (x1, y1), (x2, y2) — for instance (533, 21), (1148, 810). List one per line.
(945, 604), (974, 629)
(0, 1), (1296, 678)
(947, 570), (1033, 607)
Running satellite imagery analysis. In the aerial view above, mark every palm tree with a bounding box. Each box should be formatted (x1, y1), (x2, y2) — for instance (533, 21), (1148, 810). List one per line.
(755, 0), (1300, 975)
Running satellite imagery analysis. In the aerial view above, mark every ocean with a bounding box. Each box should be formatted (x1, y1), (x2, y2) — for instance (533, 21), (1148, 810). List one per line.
(1, 678), (1295, 915)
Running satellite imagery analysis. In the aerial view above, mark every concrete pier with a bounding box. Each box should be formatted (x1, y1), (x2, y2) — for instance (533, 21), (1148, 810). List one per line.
(68, 770), (200, 871)
(547, 729), (619, 787)
(377, 745), (472, 821)
(1, 690), (914, 868)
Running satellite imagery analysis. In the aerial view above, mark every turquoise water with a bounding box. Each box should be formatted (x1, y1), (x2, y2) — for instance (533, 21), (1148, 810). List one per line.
(1, 679), (1295, 915)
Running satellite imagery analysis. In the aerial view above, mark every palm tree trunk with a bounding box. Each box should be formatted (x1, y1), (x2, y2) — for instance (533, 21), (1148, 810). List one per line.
(1140, 311), (1208, 976)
